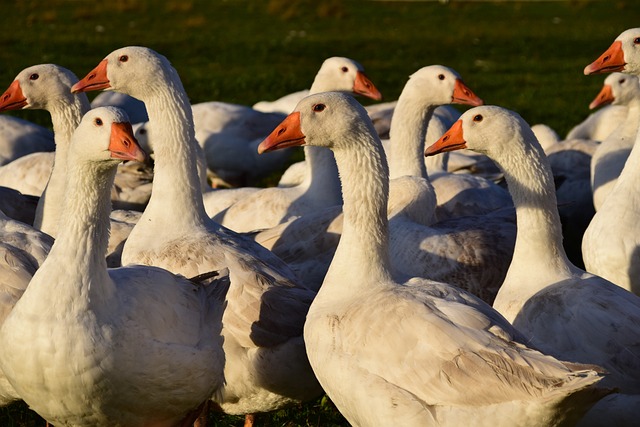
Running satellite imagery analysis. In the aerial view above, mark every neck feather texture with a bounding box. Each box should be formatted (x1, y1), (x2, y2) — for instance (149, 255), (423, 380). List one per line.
(321, 125), (393, 301)
(26, 158), (115, 311)
(496, 131), (575, 298)
(135, 74), (208, 233)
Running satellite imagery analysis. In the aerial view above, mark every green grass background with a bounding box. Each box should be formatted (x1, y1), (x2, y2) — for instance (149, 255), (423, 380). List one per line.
(0, 0), (638, 425)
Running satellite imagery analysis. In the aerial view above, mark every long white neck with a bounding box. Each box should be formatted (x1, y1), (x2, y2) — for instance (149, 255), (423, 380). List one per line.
(320, 123), (393, 304)
(493, 130), (576, 315)
(387, 90), (435, 180)
(34, 93), (91, 237)
(132, 74), (208, 236)
(24, 157), (115, 314)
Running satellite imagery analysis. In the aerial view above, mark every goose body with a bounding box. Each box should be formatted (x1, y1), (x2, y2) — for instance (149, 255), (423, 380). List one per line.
(589, 73), (640, 211)
(259, 91), (608, 426)
(426, 105), (640, 418)
(73, 46), (322, 415)
(0, 115), (54, 165)
(0, 107), (225, 426)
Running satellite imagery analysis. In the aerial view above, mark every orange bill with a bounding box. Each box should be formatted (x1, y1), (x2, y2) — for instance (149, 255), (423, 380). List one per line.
(72, 59), (111, 93)
(424, 120), (466, 156)
(452, 79), (483, 106)
(353, 71), (382, 101)
(589, 84), (614, 110)
(0, 80), (27, 111)
(258, 112), (305, 154)
(109, 121), (147, 163)
(584, 41), (626, 75)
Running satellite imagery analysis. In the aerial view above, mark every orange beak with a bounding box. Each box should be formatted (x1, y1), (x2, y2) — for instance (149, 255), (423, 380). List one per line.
(109, 121), (147, 163)
(0, 80), (27, 111)
(589, 84), (614, 109)
(452, 79), (483, 106)
(425, 120), (466, 156)
(72, 59), (111, 93)
(584, 40), (626, 75)
(258, 112), (305, 154)
(353, 71), (382, 101)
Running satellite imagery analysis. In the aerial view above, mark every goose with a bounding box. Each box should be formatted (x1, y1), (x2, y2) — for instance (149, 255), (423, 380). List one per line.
(72, 46), (322, 422)
(0, 186), (39, 225)
(566, 103), (627, 142)
(0, 106), (226, 426)
(259, 91), (609, 427)
(426, 104), (640, 424)
(0, 63), (144, 266)
(204, 56), (382, 232)
(385, 64), (512, 221)
(0, 151), (53, 197)
(580, 28), (640, 295)
(588, 72), (640, 211)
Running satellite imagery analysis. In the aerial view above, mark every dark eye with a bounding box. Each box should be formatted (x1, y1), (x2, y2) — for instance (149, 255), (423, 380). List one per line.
(312, 103), (326, 112)
(341, 67), (348, 73)
(139, 128), (146, 135)
(634, 37), (640, 45)
(473, 114), (483, 122)
(119, 55), (129, 62)
(95, 118), (103, 126)
(29, 73), (39, 81)
(438, 74), (445, 80)
(620, 78), (626, 84)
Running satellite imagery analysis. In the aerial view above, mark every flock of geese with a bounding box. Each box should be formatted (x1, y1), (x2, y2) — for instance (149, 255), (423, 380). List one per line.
(0, 26), (638, 427)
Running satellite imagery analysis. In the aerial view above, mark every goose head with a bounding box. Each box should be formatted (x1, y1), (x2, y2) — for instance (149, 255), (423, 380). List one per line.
(589, 72), (640, 109)
(70, 106), (146, 165)
(72, 46), (174, 100)
(401, 65), (483, 107)
(425, 105), (537, 160)
(312, 56), (382, 101)
(584, 28), (640, 75)
(258, 91), (377, 154)
(0, 64), (81, 112)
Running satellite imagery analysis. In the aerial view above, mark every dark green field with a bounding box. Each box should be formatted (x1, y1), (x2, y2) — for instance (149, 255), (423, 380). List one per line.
(0, 0), (638, 425)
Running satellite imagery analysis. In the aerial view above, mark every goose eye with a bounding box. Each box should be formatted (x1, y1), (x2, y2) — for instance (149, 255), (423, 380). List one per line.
(473, 114), (483, 122)
(119, 55), (129, 62)
(95, 118), (103, 126)
(634, 37), (640, 45)
(438, 74), (445, 80)
(139, 128), (146, 135)
(29, 73), (39, 81)
(341, 67), (348, 73)
(619, 78), (626, 84)
(312, 103), (326, 112)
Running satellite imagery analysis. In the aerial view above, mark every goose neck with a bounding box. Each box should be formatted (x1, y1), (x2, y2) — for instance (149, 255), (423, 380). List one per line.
(322, 128), (393, 300)
(388, 94), (434, 180)
(136, 80), (207, 230)
(496, 134), (574, 293)
(302, 146), (342, 206)
(28, 159), (115, 309)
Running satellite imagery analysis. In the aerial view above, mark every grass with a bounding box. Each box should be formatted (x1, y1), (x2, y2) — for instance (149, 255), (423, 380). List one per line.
(0, 0), (638, 425)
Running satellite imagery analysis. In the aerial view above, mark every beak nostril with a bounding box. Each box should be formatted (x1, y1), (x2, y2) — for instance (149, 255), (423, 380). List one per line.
(603, 55), (611, 63)
(277, 127), (285, 136)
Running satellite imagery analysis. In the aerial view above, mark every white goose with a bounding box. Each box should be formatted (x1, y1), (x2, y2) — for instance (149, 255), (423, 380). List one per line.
(0, 64), (143, 266)
(386, 65), (512, 221)
(204, 57), (381, 232)
(0, 107), (226, 427)
(581, 28), (640, 295)
(426, 105), (640, 424)
(259, 91), (609, 426)
(72, 46), (322, 420)
(588, 73), (640, 211)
